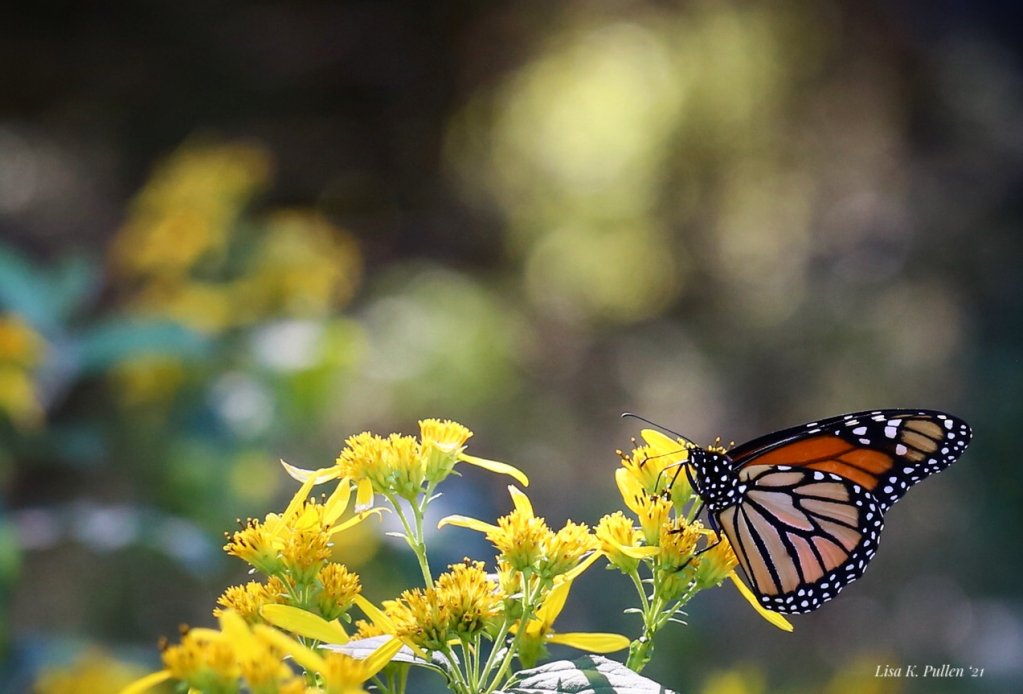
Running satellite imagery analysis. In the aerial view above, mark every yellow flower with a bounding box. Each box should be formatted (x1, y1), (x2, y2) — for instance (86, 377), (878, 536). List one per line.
(434, 559), (503, 639)
(440, 486), (551, 573)
(654, 519), (706, 600)
(283, 421), (528, 510)
(121, 610), (379, 694)
(354, 618), (387, 639)
(513, 577), (630, 669)
(214, 577), (289, 623)
(224, 516), (284, 576)
(35, 650), (160, 694)
(337, 432), (425, 503)
(616, 469), (672, 547)
(315, 563), (363, 620)
(383, 587), (450, 652)
(245, 210), (362, 319)
(419, 418), (471, 482)
(439, 486), (597, 581)
(541, 520), (600, 578)
(111, 141), (271, 282)
(595, 511), (659, 574)
(160, 628), (241, 692)
(378, 560), (500, 651)
(0, 314), (45, 367)
(0, 314), (46, 429)
(693, 532), (738, 590)
(421, 418), (529, 486)
(259, 624), (401, 694)
(619, 429), (694, 504)
(224, 472), (380, 579)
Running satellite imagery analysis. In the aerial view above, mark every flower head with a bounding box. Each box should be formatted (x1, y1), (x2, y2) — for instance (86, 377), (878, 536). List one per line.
(616, 469), (673, 546)
(541, 520), (600, 577)
(338, 432), (424, 503)
(618, 429), (693, 505)
(654, 519), (706, 600)
(439, 486), (597, 581)
(224, 473), (378, 583)
(215, 577), (289, 624)
(434, 559), (502, 639)
(595, 511), (659, 574)
(420, 418), (472, 483)
(693, 532), (737, 590)
(316, 562), (362, 621)
(384, 560), (502, 651)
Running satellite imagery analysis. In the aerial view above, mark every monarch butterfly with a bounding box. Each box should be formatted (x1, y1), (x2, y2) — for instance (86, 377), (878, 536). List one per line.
(682, 409), (971, 614)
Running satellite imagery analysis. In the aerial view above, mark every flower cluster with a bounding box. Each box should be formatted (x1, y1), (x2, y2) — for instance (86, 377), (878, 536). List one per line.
(384, 560), (502, 651)
(110, 141), (361, 335)
(118, 419), (792, 694)
(595, 429), (792, 671)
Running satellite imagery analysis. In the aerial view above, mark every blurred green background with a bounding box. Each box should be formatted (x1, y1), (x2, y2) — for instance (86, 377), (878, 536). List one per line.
(1, 1), (1020, 693)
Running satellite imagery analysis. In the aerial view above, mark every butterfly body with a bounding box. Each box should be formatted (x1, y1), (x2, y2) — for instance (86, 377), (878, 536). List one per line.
(686, 409), (971, 614)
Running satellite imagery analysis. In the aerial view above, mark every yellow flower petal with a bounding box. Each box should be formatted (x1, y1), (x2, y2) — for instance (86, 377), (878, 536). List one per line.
(353, 594), (395, 633)
(507, 485), (533, 515)
(185, 627), (224, 641)
(560, 550), (601, 583)
(729, 572), (793, 632)
(218, 609), (261, 657)
(261, 604), (351, 644)
(323, 478), (353, 526)
(546, 632), (630, 653)
(116, 670), (173, 694)
(253, 623), (328, 673)
(273, 473), (320, 536)
(355, 478), (374, 511)
(436, 514), (499, 534)
(640, 429), (694, 452)
(458, 453), (529, 487)
(351, 595), (432, 662)
(328, 508), (386, 537)
(615, 468), (645, 514)
(606, 537), (660, 560)
(535, 578), (572, 625)
(361, 636), (404, 676)
(280, 460), (343, 484)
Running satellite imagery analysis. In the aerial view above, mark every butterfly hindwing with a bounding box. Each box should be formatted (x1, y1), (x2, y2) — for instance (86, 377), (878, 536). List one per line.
(727, 409), (972, 511)
(717, 466), (884, 614)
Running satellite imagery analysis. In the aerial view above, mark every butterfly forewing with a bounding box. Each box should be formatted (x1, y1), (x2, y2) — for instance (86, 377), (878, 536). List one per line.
(728, 410), (972, 511)
(717, 466), (884, 614)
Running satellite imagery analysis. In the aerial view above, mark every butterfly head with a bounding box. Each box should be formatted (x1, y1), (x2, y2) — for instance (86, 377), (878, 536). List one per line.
(689, 446), (741, 513)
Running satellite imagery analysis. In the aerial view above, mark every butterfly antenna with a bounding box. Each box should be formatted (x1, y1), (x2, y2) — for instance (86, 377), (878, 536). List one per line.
(621, 413), (692, 443)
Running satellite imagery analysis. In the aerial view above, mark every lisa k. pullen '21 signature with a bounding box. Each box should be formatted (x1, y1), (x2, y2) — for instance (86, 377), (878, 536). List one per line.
(875, 664), (985, 678)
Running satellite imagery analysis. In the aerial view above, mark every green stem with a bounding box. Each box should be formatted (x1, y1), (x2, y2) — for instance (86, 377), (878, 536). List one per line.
(484, 573), (539, 694)
(387, 492), (433, 587)
(397, 663), (409, 694)
(440, 645), (472, 694)
(478, 617), (513, 689)
(628, 569), (650, 613)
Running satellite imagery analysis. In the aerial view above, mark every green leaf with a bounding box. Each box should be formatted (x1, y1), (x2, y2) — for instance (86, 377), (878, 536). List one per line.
(73, 319), (209, 373)
(502, 655), (677, 694)
(0, 245), (57, 330)
(49, 253), (102, 321)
